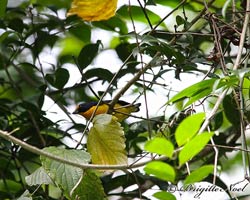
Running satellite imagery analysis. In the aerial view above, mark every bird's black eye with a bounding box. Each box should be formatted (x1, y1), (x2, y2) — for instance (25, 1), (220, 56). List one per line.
(74, 104), (88, 113)
(78, 104), (88, 112)
(74, 102), (98, 114)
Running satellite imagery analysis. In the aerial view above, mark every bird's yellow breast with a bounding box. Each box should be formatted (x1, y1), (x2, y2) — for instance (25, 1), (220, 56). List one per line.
(80, 104), (109, 120)
(74, 101), (140, 122)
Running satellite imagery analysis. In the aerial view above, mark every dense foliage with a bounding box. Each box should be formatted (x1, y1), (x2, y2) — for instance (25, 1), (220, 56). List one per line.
(0, 0), (249, 199)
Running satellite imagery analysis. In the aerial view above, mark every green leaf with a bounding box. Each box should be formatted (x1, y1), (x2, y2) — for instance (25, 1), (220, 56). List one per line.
(59, 35), (84, 57)
(243, 77), (250, 99)
(168, 79), (217, 108)
(175, 113), (205, 146)
(223, 95), (241, 128)
(115, 42), (137, 68)
(176, 15), (185, 26)
(45, 73), (55, 86)
(87, 114), (127, 165)
(146, 0), (156, 5)
(0, 179), (22, 193)
(184, 165), (214, 184)
(168, 76), (238, 109)
(54, 68), (70, 89)
(85, 68), (114, 83)
(78, 41), (100, 70)
(69, 23), (91, 43)
(117, 5), (162, 25)
(40, 147), (91, 197)
(154, 0), (180, 7)
(9, 18), (24, 33)
(144, 137), (174, 158)
(0, 0), (7, 18)
(210, 111), (223, 131)
(219, 75), (239, 88)
(45, 68), (69, 89)
(72, 170), (107, 200)
(144, 161), (175, 182)
(179, 132), (214, 165)
(243, 77), (250, 121)
(93, 16), (128, 34)
(153, 191), (176, 200)
(160, 43), (185, 63)
(34, 31), (58, 56)
(0, 31), (6, 43)
(25, 167), (53, 186)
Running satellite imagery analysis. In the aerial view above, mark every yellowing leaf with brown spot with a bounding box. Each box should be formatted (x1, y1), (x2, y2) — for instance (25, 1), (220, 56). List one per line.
(68, 0), (118, 21)
(87, 114), (127, 165)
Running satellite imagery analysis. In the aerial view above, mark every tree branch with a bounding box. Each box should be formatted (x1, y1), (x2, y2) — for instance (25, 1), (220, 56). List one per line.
(199, 0), (250, 134)
(0, 129), (166, 170)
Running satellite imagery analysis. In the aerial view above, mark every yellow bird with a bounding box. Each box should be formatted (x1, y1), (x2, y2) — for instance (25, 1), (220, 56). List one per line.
(73, 100), (141, 122)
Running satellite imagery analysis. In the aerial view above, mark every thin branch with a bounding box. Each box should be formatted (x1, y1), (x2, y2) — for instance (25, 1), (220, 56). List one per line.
(45, 79), (99, 96)
(129, 168), (143, 199)
(210, 137), (218, 184)
(199, 89), (228, 134)
(238, 1), (250, 178)
(233, 1), (250, 70)
(129, 0), (152, 139)
(206, 144), (250, 153)
(208, 12), (228, 74)
(185, 162), (190, 175)
(137, 0), (153, 30)
(3, 58), (46, 147)
(0, 129), (167, 170)
(168, 0), (216, 44)
(109, 52), (161, 110)
(151, 0), (187, 32)
(151, 30), (214, 36)
(73, 56), (100, 100)
(28, 110), (46, 147)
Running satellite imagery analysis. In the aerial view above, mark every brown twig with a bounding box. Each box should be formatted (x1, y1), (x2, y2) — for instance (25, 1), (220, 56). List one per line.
(108, 52), (161, 111)
(0, 129), (167, 170)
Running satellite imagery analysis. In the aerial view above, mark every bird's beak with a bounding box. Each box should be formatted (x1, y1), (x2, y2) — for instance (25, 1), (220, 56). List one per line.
(72, 109), (79, 114)
(72, 105), (79, 114)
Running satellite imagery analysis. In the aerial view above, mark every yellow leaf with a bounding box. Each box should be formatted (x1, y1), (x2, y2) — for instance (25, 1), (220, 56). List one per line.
(68, 0), (118, 21)
(87, 114), (127, 165)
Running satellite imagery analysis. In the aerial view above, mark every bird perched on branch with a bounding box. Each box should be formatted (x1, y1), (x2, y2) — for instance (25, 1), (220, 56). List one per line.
(73, 100), (141, 122)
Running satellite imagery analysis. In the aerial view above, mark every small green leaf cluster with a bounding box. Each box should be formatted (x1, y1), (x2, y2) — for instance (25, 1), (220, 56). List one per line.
(143, 113), (214, 199)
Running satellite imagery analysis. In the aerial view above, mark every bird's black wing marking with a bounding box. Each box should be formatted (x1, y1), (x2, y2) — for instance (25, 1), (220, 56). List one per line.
(102, 100), (130, 106)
